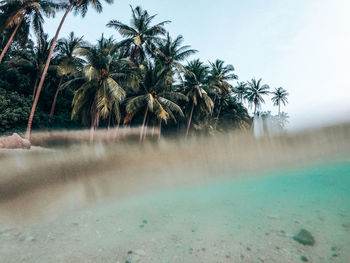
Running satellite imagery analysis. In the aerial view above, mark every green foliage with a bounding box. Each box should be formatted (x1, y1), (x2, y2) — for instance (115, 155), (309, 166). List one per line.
(0, 4), (288, 137)
(107, 5), (170, 64)
(245, 78), (270, 114)
(0, 88), (35, 133)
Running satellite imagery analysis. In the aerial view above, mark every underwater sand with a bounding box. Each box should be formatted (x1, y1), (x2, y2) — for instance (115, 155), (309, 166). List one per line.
(0, 160), (349, 263)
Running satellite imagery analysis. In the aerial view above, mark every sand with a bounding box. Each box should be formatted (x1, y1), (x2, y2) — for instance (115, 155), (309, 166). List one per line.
(0, 124), (350, 263)
(0, 162), (349, 263)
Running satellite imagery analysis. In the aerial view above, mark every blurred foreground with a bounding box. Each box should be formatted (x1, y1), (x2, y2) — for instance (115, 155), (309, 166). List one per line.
(0, 123), (349, 262)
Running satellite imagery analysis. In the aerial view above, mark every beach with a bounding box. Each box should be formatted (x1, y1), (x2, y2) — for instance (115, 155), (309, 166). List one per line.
(0, 125), (349, 263)
(0, 162), (349, 263)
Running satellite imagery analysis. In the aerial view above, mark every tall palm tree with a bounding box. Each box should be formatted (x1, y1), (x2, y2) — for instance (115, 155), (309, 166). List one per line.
(107, 5), (170, 65)
(71, 36), (126, 143)
(125, 63), (187, 141)
(232, 81), (248, 103)
(245, 78), (270, 115)
(0, 4), (30, 51)
(154, 33), (197, 86)
(183, 59), (214, 137)
(271, 87), (288, 115)
(26, 0), (114, 140)
(207, 59), (237, 119)
(0, 0), (58, 63)
(49, 32), (84, 118)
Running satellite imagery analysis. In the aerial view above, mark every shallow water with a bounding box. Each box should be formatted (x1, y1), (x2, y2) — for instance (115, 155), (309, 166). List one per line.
(1, 160), (349, 263)
(1, 125), (350, 262)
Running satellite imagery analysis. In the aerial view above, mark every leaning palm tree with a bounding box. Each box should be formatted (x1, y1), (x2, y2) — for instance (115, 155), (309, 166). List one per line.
(0, 0), (58, 63)
(245, 78), (270, 115)
(271, 87), (289, 115)
(183, 59), (214, 137)
(0, 4), (31, 50)
(107, 5), (170, 65)
(232, 81), (248, 103)
(49, 32), (85, 118)
(207, 59), (237, 119)
(71, 36), (126, 143)
(125, 63), (187, 141)
(26, 0), (114, 140)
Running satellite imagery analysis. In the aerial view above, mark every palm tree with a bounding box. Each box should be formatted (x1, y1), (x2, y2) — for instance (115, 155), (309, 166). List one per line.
(271, 87), (288, 115)
(154, 33), (197, 86)
(0, 0), (58, 63)
(0, 4), (30, 51)
(7, 33), (52, 98)
(245, 78), (270, 115)
(183, 59), (214, 137)
(107, 5), (170, 64)
(25, 0), (114, 140)
(232, 81), (248, 103)
(277, 111), (289, 128)
(49, 32), (84, 118)
(216, 95), (252, 130)
(71, 36), (126, 143)
(125, 63), (187, 141)
(207, 59), (237, 119)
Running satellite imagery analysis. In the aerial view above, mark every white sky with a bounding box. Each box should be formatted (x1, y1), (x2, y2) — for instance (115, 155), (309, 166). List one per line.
(44, 0), (350, 130)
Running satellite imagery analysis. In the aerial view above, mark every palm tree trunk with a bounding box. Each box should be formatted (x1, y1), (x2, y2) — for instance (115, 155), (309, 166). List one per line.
(49, 78), (63, 119)
(89, 103), (98, 144)
(107, 112), (112, 130)
(133, 47), (140, 64)
(158, 119), (162, 140)
(142, 115), (150, 141)
(49, 88), (60, 119)
(139, 105), (149, 142)
(0, 12), (26, 63)
(186, 102), (195, 138)
(278, 104), (281, 116)
(89, 116), (95, 144)
(213, 94), (217, 104)
(25, 3), (74, 140)
(217, 99), (223, 119)
(32, 77), (39, 99)
(254, 103), (257, 115)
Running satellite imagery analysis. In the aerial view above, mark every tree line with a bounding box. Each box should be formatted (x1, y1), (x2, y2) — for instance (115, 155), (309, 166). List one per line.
(0, 0), (289, 141)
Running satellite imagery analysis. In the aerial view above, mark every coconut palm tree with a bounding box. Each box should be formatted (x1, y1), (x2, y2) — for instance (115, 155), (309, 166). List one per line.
(207, 59), (237, 119)
(125, 63), (187, 141)
(49, 32), (84, 118)
(232, 81), (248, 103)
(26, 0), (114, 140)
(0, 0), (58, 63)
(154, 33), (197, 86)
(245, 78), (270, 115)
(0, 4), (31, 51)
(107, 5), (170, 65)
(183, 59), (214, 137)
(271, 87), (288, 115)
(71, 35), (126, 143)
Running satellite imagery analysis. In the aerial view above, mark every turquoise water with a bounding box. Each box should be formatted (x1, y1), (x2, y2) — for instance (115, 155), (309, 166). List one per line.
(116, 161), (350, 262)
(1, 161), (350, 263)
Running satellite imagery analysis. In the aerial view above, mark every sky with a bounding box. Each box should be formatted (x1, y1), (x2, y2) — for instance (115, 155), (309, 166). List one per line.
(44, 0), (350, 130)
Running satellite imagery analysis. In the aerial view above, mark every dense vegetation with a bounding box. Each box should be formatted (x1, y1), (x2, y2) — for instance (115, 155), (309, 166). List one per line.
(0, 0), (289, 140)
